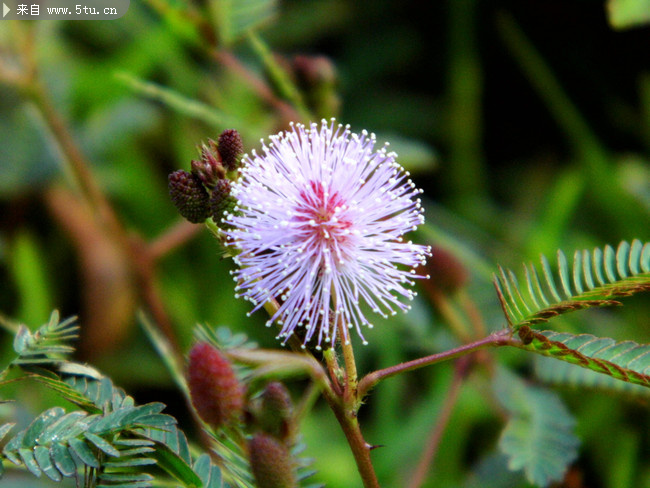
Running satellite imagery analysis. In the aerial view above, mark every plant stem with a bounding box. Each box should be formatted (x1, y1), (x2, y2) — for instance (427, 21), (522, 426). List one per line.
(406, 356), (471, 488)
(321, 388), (381, 488)
(338, 318), (359, 404)
(358, 330), (511, 399)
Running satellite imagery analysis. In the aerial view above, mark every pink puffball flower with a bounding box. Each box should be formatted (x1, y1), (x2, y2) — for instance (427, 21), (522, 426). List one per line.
(224, 119), (431, 348)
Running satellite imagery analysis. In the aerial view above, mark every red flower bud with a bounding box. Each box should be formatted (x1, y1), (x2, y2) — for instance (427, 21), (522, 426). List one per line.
(188, 342), (244, 429)
(193, 139), (226, 189)
(168, 170), (211, 223)
(249, 433), (296, 488)
(217, 129), (243, 172)
(210, 179), (238, 227)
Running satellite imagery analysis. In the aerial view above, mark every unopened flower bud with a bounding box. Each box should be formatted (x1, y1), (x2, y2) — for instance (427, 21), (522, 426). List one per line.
(188, 342), (244, 429)
(293, 55), (337, 87)
(210, 179), (239, 227)
(168, 170), (211, 223)
(420, 246), (468, 295)
(249, 433), (296, 488)
(258, 382), (293, 441)
(192, 140), (226, 189)
(218, 129), (244, 172)
(292, 55), (340, 119)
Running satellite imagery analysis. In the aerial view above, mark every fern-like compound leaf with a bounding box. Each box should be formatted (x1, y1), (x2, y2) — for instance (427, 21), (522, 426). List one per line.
(493, 368), (579, 487)
(11, 311), (78, 366)
(193, 453), (224, 488)
(534, 355), (650, 398)
(514, 328), (650, 389)
(494, 240), (650, 329)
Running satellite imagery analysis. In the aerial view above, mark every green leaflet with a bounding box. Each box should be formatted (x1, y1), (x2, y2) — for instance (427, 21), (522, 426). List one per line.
(534, 355), (650, 398)
(193, 453), (224, 488)
(0, 312), (230, 488)
(10, 311), (78, 366)
(515, 329), (650, 389)
(493, 368), (579, 487)
(494, 240), (650, 329)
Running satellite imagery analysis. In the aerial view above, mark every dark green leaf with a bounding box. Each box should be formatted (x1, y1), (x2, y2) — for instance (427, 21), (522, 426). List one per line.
(68, 437), (99, 468)
(18, 447), (41, 477)
(140, 431), (203, 487)
(38, 411), (89, 444)
(50, 442), (77, 476)
(34, 445), (62, 481)
(3, 429), (26, 465)
(84, 432), (120, 457)
(193, 453), (223, 488)
(97, 482), (152, 488)
(0, 423), (15, 444)
(98, 472), (154, 482)
(103, 457), (157, 468)
(133, 413), (177, 429)
(23, 407), (65, 447)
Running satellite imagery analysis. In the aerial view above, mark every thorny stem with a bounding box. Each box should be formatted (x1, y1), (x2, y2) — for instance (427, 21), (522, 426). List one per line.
(358, 330), (512, 399)
(322, 387), (381, 488)
(260, 297), (379, 487)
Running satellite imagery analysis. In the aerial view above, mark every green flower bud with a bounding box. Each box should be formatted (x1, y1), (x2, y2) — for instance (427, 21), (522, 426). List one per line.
(168, 170), (211, 223)
(258, 382), (293, 442)
(188, 342), (244, 429)
(249, 433), (296, 488)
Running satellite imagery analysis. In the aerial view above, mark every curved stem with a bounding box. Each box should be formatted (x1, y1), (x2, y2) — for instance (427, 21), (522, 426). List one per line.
(358, 329), (512, 399)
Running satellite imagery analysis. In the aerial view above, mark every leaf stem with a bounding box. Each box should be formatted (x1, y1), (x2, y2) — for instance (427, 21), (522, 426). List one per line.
(358, 330), (511, 399)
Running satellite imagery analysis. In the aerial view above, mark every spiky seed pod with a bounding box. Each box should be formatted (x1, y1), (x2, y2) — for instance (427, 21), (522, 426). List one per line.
(210, 179), (239, 226)
(258, 382), (293, 442)
(218, 129), (244, 172)
(168, 170), (211, 223)
(249, 433), (297, 488)
(188, 342), (244, 429)
(193, 140), (226, 189)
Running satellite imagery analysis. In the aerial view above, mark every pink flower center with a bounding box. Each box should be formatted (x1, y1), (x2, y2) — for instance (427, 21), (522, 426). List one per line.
(295, 181), (353, 248)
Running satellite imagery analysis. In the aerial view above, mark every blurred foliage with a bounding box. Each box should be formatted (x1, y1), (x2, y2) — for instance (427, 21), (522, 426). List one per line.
(1, 0), (649, 487)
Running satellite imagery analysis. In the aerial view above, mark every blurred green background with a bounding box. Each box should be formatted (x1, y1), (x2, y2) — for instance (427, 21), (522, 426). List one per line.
(1, 0), (649, 487)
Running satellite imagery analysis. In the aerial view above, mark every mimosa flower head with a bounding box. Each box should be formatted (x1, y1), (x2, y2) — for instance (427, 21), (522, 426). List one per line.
(224, 119), (431, 348)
